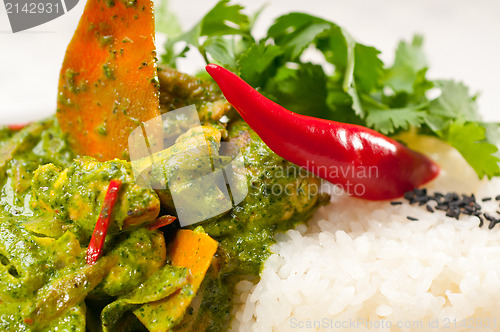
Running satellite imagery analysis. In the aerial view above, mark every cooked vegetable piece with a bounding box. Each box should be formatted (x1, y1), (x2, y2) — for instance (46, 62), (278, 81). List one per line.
(31, 256), (115, 329)
(207, 64), (440, 200)
(0, 221), (48, 302)
(56, 0), (160, 161)
(0, 121), (50, 174)
(133, 229), (218, 331)
(147, 215), (176, 230)
(135, 124), (232, 215)
(101, 264), (190, 332)
(0, 225), (90, 331)
(94, 228), (167, 297)
(86, 179), (122, 265)
(169, 229), (218, 283)
(158, 66), (233, 124)
(30, 158), (160, 239)
(39, 303), (86, 332)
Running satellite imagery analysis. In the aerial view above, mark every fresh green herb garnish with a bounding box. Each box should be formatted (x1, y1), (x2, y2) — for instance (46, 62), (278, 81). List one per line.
(156, 0), (500, 179)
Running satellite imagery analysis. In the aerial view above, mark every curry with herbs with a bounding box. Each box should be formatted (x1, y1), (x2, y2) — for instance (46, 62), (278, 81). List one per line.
(0, 65), (328, 331)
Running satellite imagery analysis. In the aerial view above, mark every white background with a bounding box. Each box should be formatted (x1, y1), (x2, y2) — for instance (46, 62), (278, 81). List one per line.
(0, 0), (499, 124)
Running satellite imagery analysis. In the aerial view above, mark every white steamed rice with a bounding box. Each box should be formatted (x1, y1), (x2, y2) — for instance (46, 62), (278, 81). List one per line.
(230, 137), (500, 331)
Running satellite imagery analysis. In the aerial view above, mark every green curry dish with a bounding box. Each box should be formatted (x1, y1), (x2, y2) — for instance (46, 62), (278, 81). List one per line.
(93, 228), (167, 297)
(30, 256), (115, 329)
(1, 62), (330, 330)
(146, 125), (236, 221)
(0, 220), (50, 302)
(174, 257), (233, 332)
(171, 121), (329, 331)
(158, 66), (235, 126)
(0, 118), (74, 218)
(28, 157), (160, 240)
(200, 121), (329, 275)
(101, 264), (190, 331)
(0, 218), (111, 332)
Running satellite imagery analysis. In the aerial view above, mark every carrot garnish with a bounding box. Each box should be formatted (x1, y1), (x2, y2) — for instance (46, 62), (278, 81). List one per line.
(56, 0), (161, 161)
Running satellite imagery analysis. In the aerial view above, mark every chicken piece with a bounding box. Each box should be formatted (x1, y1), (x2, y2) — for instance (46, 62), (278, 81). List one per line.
(29, 157), (160, 240)
(158, 66), (235, 125)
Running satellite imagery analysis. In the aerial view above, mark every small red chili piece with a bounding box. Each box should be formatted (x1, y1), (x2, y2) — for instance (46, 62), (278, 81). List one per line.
(7, 124), (28, 131)
(206, 64), (440, 200)
(147, 215), (177, 230)
(86, 179), (122, 265)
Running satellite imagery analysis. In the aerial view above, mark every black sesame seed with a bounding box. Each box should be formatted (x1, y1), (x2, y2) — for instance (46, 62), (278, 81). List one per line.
(488, 219), (498, 230)
(407, 216), (419, 221)
(390, 201), (402, 205)
(402, 188), (500, 230)
(484, 213), (496, 222)
(404, 191), (414, 200)
(435, 204), (448, 211)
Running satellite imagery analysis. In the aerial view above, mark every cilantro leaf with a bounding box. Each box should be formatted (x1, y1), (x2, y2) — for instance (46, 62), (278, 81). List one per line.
(365, 107), (427, 135)
(268, 13), (330, 59)
(385, 35), (428, 93)
(428, 80), (481, 123)
(265, 63), (328, 118)
(160, 0), (250, 66)
(155, 0), (182, 37)
(354, 44), (384, 93)
(203, 36), (238, 70)
(200, 0), (249, 36)
(444, 122), (500, 179)
(238, 43), (283, 87)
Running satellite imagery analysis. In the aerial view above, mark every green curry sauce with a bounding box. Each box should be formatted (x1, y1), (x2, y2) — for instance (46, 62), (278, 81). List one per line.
(0, 69), (328, 331)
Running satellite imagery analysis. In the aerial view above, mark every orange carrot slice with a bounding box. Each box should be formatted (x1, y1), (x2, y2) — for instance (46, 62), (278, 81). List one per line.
(169, 229), (218, 286)
(56, 0), (160, 161)
(133, 229), (218, 331)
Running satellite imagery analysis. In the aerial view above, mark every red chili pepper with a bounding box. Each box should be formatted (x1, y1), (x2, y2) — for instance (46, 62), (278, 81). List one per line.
(206, 64), (439, 200)
(86, 179), (122, 265)
(23, 318), (33, 325)
(147, 215), (177, 230)
(7, 123), (28, 131)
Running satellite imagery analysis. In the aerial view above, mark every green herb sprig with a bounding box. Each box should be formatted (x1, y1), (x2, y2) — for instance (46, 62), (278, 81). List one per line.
(156, 0), (500, 179)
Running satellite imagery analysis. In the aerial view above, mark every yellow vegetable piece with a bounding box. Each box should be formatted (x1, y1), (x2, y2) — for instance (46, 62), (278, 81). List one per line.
(133, 229), (218, 331)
